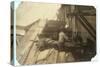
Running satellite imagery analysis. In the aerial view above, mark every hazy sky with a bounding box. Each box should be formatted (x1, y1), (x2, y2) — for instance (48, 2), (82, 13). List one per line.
(16, 2), (61, 26)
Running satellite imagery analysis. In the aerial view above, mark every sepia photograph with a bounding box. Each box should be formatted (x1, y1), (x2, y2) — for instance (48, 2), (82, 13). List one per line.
(11, 1), (96, 65)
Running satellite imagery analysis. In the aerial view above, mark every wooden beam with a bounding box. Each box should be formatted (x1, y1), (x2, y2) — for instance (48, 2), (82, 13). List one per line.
(67, 12), (96, 16)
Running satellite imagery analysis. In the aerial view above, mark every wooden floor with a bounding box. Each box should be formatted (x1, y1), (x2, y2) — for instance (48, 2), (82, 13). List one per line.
(16, 19), (75, 65)
(17, 42), (75, 65)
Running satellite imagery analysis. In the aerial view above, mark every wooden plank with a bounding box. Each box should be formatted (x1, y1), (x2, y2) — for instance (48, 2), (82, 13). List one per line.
(17, 20), (39, 64)
(36, 49), (52, 64)
(67, 13), (96, 16)
(23, 43), (37, 64)
(37, 49), (51, 61)
(57, 51), (66, 63)
(65, 52), (75, 62)
(17, 19), (47, 64)
(18, 47), (30, 64)
(46, 49), (58, 64)
(16, 41), (33, 64)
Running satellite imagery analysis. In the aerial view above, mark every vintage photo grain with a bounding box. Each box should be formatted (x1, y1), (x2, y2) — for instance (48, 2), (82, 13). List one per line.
(11, 2), (96, 65)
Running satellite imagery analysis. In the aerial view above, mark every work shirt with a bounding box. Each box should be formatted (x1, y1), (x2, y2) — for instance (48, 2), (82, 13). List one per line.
(58, 31), (68, 44)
